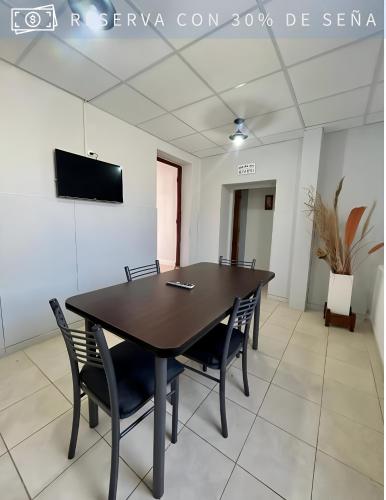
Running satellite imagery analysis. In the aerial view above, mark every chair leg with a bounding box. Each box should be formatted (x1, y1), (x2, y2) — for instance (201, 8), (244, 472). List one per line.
(242, 348), (250, 397)
(68, 389), (81, 459)
(108, 415), (120, 500)
(203, 364), (207, 372)
(219, 369), (228, 438)
(88, 398), (99, 428)
(171, 377), (179, 444)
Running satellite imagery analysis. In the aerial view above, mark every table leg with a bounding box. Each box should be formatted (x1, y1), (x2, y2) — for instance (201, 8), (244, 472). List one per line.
(252, 286), (262, 350)
(153, 356), (167, 499)
(85, 318), (99, 428)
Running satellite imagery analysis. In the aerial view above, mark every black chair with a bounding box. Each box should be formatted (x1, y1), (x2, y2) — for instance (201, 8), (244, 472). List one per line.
(49, 298), (183, 500)
(125, 259), (160, 282)
(219, 255), (256, 269)
(182, 290), (259, 438)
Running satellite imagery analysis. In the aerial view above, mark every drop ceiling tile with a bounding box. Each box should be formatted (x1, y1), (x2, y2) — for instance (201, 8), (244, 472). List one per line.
(366, 111), (383, 124)
(201, 123), (237, 146)
(268, 0), (383, 65)
(0, 2), (38, 63)
(221, 72), (293, 118)
(131, 0), (257, 49)
(194, 146), (227, 158)
(138, 113), (195, 141)
(300, 87), (370, 126)
(54, 0), (172, 80)
(323, 116), (364, 133)
(170, 133), (216, 152)
(18, 35), (119, 100)
(288, 37), (381, 103)
(369, 82), (384, 113)
(276, 38), (359, 67)
(91, 84), (164, 124)
(173, 96), (234, 131)
(129, 55), (213, 110)
(248, 107), (302, 138)
(181, 23), (280, 92)
(260, 129), (304, 145)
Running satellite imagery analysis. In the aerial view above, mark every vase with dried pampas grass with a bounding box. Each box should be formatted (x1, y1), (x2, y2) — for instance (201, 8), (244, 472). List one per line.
(305, 178), (383, 315)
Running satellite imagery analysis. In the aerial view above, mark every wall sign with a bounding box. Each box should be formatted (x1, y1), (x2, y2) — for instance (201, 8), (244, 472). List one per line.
(237, 162), (256, 175)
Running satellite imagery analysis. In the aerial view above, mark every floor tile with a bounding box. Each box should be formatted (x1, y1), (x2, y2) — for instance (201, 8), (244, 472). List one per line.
(35, 439), (140, 500)
(313, 450), (384, 500)
(272, 305), (302, 321)
(327, 341), (371, 370)
(318, 409), (384, 484)
(273, 361), (323, 403)
(238, 417), (315, 500)
(328, 328), (367, 352)
(0, 351), (50, 411)
(222, 465), (282, 500)
(324, 357), (377, 395)
(322, 378), (383, 432)
(258, 335), (287, 360)
(187, 392), (255, 461)
(282, 344), (325, 376)
(11, 411), (100, 497)
(104, 401), (180, 479)
(233, 349), (279, 382)
(0, 434), (6, 456)
(53, 372), (73, 401)
(0, 453), (29, 500)
(289, 330), (327, 354)
(174, 374), (211, 424)
(24, 335), (70, 381)
(139, 428), (234, 500)
(0, 385), (71, 448)
(213, 366), (269, 413)
(260, 322), (293, 343)
(295, 321), (328, 339)
(265, 314), (298, 330)
(183, 360), (218, 389)
(259, 385), (320, 445)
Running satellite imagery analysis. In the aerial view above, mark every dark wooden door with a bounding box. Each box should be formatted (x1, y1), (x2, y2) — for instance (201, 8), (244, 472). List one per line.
(231, 190), (242, 261)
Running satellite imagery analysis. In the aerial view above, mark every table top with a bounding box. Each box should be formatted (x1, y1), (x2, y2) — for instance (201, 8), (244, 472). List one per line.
(66, 262), (275, 357)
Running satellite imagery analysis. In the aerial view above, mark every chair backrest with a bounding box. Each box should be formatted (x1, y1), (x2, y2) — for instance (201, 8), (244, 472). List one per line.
(124, 259), (161, 282)
(219, 256), (256, 270)
(49, 299), (119, 413)
(221, 288), (260, 369)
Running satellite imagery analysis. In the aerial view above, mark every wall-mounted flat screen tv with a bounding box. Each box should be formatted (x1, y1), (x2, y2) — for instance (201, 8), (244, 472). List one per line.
(54, 149), (123, 203)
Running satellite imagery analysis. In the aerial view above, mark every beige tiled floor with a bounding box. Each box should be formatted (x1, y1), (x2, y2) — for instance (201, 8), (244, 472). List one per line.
(0, 295), (384, 499)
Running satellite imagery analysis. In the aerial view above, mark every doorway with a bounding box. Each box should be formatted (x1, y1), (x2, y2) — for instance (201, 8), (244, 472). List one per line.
(156, 157), (182, 271)
(231, 187), (275, 270)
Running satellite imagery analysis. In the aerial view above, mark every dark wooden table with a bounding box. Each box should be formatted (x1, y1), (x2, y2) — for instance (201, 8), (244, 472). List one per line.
(66, 262), (274, 498)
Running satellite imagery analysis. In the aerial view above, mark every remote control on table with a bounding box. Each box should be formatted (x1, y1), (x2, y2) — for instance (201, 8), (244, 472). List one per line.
(166, 281), (195, 290)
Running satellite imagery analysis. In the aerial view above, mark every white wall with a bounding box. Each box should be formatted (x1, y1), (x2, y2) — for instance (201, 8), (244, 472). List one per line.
(0, 60), (201, 349)
(307, 123), (384, 314)
(198, 140), (303, 299)
(157, 161), (177, 265)
(243, 188), (275, 270)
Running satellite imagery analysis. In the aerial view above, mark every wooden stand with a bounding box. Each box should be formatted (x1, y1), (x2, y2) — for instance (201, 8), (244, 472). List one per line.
(323, 302), (356, 332)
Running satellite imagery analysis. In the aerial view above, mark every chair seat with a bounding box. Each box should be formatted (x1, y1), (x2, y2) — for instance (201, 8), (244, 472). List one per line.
(80, 341), (184, 418)
(184, 323), (244, 369)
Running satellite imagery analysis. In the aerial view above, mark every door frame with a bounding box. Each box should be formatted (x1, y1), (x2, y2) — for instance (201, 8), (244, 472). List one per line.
(157, 157), (182, 267)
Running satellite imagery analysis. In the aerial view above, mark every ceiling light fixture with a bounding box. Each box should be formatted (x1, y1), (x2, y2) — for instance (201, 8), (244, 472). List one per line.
(68, 0), (116, 30)
(229, 118), (248, 145)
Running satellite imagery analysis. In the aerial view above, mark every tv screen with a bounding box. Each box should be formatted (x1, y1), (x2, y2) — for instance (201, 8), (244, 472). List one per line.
(54, 149), (123, 203)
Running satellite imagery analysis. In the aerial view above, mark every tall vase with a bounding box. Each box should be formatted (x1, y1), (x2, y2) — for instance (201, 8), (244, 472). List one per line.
(327, 271), (354, 316)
